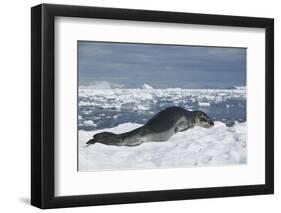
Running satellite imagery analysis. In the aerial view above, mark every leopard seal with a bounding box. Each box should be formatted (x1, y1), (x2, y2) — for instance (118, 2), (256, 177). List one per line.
(86, 106), (214, 146)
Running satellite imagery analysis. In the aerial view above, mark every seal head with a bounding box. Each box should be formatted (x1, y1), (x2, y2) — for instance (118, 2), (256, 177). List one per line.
(193, 111), (214, 128)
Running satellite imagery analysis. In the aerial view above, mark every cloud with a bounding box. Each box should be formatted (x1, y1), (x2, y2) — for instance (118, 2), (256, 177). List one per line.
(78, 41), (246, 88)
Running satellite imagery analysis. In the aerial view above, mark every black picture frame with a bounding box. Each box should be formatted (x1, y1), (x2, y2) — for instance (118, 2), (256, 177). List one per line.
(31, 3), (274, 209)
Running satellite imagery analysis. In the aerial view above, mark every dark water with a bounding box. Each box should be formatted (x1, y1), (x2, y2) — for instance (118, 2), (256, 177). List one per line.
(78, 98), (246, 131)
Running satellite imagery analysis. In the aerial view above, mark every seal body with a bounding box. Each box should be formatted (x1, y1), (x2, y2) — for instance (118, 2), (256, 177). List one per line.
(86, 106), (214, 146)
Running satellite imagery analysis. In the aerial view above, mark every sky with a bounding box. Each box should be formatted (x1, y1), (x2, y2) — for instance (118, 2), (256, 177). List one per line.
(78, 41), (246, 89)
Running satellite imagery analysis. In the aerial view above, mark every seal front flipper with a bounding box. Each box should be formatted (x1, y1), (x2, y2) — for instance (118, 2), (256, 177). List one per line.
(175, 121), (191, 133)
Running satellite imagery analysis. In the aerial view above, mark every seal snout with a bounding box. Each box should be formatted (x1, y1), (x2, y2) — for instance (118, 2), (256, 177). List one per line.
(195, 110), (214, 128)
(204, 122), (214, 128)
(204, 119), (214, 128)
(86, 138), (96, 145)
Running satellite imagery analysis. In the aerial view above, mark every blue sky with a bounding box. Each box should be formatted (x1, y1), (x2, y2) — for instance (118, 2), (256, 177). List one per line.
(78, 41), (246, 89)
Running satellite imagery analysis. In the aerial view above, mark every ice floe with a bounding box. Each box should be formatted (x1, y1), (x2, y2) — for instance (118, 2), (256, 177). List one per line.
(79, 86), (246, 111)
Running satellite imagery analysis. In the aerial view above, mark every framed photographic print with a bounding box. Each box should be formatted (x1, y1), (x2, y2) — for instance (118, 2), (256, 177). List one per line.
(31, 3), (274, 209)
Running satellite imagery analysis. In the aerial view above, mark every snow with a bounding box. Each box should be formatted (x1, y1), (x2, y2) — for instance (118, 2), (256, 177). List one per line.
(79, 121), (247, 171)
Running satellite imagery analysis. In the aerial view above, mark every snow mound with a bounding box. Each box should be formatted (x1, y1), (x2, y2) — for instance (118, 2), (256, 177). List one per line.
(79, 121), (247, 171)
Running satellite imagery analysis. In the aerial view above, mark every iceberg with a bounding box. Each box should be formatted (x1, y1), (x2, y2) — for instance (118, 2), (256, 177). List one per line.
(80, 81), (112, 90)
(234, 86), (246, 90)
(142, 83), (154, 89)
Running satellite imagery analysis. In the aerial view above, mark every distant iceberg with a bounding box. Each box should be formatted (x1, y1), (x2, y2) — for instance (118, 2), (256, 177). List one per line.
(80, 81), (112, 90)
(92, 81), (112, 89)
(142, 83), (154, 89)
(234, 86), (246, 90)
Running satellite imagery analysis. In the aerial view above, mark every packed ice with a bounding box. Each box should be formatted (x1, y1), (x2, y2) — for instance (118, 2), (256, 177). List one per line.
(78, 83), (246, 131)
(79, 84), (246, 112)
